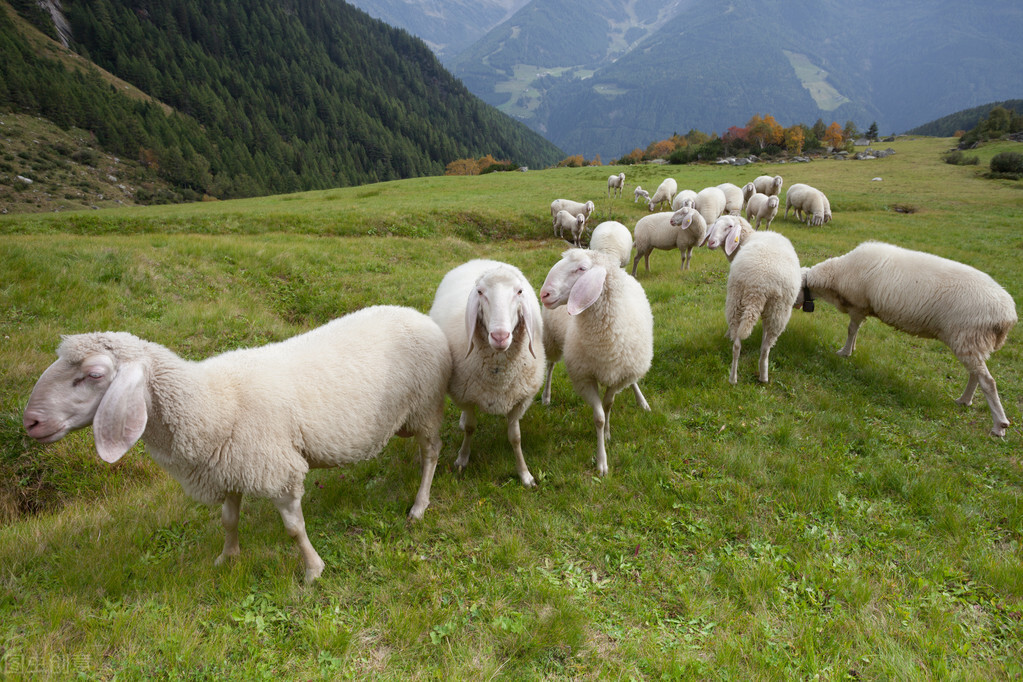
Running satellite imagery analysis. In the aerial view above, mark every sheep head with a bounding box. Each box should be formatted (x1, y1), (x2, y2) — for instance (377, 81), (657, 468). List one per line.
(540, 249), (608, 316)
(465, 267), (537, 358)
(704, 215), (747, 256)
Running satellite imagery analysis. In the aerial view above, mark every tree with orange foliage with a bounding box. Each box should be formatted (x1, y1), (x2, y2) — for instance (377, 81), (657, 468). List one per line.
(445, 158), (480, 176)
(746, 114), (784, 149)
(784, 125), (805, 155)
(823, 122), (844, 150)
(646, 139), (675, 159)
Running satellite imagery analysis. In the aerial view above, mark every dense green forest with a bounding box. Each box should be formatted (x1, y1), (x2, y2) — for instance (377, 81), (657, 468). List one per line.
(0, 0), (561, 200)
(906, 100), (1023, 138)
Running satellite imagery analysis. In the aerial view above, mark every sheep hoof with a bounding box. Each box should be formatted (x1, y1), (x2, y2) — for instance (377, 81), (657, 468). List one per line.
(453, 455), (469, 471)
(836, 349), (852, 358)
(954, 396), (973, 407)
(520, 473), (536, 488)
(214, 549), (238, 567)
(990, 423), (1009, 438)
(303, 560), (325, 585)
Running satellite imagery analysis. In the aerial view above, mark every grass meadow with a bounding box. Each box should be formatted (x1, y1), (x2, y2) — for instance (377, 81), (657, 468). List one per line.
(1, 137), (1022, 679)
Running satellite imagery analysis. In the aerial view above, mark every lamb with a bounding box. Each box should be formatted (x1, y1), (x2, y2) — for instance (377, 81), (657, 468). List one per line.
(22, 307), (452, 583)
(553, 209), (588, 246)
(607, 172), (626, 198)
(631, 208), (707, 276)
(745, 192), (780, 230)
(784, 183), (830, 226)
(589, 220), (634, 268)
(549, 198), (594, 228)
(703, 215), (801, 384)
(753, 174), (784, 196)
(671, 188), (698, 211)
(695, 186), (727, 226)
(647, 177), (678, 212)
(633, 186), (650, 203)
(795, 241), (1017, 436)
(717, 182), (744, 215)
(429, 260), (546, 486)
(539, 249), (654, 476)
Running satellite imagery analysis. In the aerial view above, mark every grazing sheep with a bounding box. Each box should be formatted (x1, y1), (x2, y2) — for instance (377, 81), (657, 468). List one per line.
(796, 241), (1018, 436)
(22, 308), (452, 583)
(631, 208), (707, 276)
(539, 249), (654, 476)
(746, 192), (780, 230)
(553, 209), (588, 246)
(753, 174), (784, 196)
(671, 188), (698, 212)
(717, 182), (745, 215)
(703, 215), (801, 384)
(633, 185), (650, 203)
(550, 199), (595, 225)
(785, 183), (830, 226)
(589, 220), (634, 268)
(695, 186), (727, 226)
(607, 172), (626, 198)
(429, 260), (545, 485)
(647, 177), (678, 212)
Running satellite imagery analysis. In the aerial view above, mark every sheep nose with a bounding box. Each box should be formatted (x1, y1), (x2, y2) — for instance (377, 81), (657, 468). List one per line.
(490, 330), (511, 348)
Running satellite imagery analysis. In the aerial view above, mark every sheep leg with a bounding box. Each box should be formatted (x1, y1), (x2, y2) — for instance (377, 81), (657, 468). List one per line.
(837, 315), (865, 357)
(631, 382), (650, 411)
(758, 332), (779, 383)
(956, 354), (1011, 437)
(631, 254), (641, 278)
(273, 486), (324, 584)
(455, 407), (476, 470)
(409, 429), (440, 520)
(542, 361), (556, 405)
(214, 491), (243, 566)
(601, 387), (616, 443)
(729, 337), (742, 385)
(577, 381), (610, 476)
(506, 399), (536, 487)
(644, 253), (650, 272)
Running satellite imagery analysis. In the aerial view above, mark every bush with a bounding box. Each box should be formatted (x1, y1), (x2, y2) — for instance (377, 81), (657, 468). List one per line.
(944, 150), (979, 166)
(989, 151), (1023, 176)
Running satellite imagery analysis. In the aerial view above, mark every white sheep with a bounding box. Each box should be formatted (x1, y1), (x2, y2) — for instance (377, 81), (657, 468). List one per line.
(796, 241), (1017, 436)
(553, 209), (587, 246)
(607, 172), (626, 198)
(539, 249), (653, 476)
(671, 188), (698, 211)
(753, 174), (784, 196)
(589, 220), (634, 268)
(647, 177), (678, 212)
(22, 307), (452, 583)
(784, 183), (830, 226)
(631, 208), (707, 276)
(741, 181), (757, 206)
(745, 192), (780, 230)
(717, 182), (744, 215)
(633, 185), (650, 203)
(429, 260), (545, 486)
(703, 215), (801, 384)
(549, 198), (594, 232)
(695, 186), (727, 226)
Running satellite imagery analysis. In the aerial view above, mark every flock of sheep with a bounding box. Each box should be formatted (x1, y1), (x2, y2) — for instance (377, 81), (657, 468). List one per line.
(20, 170), (1017, 585)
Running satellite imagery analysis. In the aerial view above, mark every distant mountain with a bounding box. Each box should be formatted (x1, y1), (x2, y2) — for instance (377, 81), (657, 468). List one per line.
(343, 0), (530, 63)
(906, 100), (1023, 137)
(1, 0), (561, 203)
(441, 0), (1023, 159)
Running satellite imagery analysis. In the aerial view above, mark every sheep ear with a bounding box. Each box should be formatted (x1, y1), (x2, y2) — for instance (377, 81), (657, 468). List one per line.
(93, 363), (147, 463)
(567, 266), (606, 315)
(724, 221), (743, 257)
(464, 288), (481, 358)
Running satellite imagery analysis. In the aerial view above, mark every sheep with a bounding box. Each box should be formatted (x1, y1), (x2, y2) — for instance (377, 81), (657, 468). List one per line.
(703, 215), (801, 384)
(717, 182), (744, 215)
(631, 208), (707, 276)
(695, 186), (727, 226)
(784, 183), (830, 226)
(539, 248), (654, 476)
(741, 181), (757, 206)
(553, 209), (587, 246)
(671, 188), (698, 212)
(745, 192), (780, 230)
(753, 174), (784, 196)
(429, 260), (546, 486)
(647, 177), (678, 212)
(633, 185), (650, 203)
(589, 220), (634, 268)
(549, 198), (594, 231)
(795, 241), (1018, 436)
(22, 307), (452, 583)
(607, 172), (626, 198)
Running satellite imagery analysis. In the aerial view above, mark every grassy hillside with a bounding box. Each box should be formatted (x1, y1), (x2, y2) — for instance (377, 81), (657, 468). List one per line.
(1, 138), (1021, 678)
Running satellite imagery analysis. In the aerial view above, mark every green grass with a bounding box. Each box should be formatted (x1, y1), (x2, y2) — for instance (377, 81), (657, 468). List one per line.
(1, 137), (1022, 679)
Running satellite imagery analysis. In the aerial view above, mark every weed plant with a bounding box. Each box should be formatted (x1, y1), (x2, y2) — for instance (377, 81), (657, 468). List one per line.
(0, 138), (1021, 678)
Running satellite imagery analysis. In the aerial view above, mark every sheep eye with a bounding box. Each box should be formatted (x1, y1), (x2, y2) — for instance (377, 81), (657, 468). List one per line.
(516, 289), (523, 295)
(88, 371), (104, 380)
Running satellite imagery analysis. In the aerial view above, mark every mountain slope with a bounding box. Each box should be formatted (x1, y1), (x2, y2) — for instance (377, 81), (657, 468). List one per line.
(1, 0), (561, 204)
(449, 0), (1023, 159)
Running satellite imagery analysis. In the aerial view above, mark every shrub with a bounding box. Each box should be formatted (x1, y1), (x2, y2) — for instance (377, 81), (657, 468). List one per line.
(944, 150), (979, 166)
(989, 151), (1023, 176)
